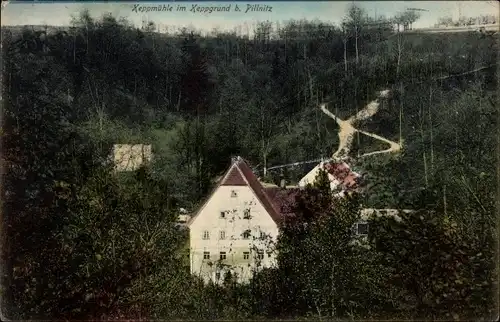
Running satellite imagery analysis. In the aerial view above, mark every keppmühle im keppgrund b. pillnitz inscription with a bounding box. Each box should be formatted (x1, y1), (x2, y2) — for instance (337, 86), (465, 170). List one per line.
(132, 3), (273, 14)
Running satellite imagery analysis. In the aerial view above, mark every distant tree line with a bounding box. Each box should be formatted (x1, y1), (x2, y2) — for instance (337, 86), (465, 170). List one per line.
(435, 14), (497, 28)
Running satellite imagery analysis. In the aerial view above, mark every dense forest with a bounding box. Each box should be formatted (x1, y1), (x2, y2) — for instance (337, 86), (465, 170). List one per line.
(1, 4), (498, 320)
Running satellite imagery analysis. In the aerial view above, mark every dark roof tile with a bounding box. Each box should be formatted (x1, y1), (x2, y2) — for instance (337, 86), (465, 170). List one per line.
(188, 157), (283, 226)
(324, 161), (360, 190)
(220, 165), (247, 186)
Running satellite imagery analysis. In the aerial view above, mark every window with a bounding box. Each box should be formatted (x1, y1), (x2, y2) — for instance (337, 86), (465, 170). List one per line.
(202, 231), (210, 240)
(231, 190), (237, 198)
(243, 251), (250, 260)
(220, 211), (226, 219)
(356, 223), (369, 235)
(203, 251), (210, 260)
(243, 208), (251, 219)
(220, 251), (226, 260)
(243, 230), (251, 240)
(257, 251), (264, 260)
(267, 252), (272, 258)
(215, 272), (221, 280)
(259, 231), (266, 239)
(219, 230), (226, 240)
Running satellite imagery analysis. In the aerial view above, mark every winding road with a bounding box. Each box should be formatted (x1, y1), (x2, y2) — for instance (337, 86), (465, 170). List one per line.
(320, 89), (401, 160)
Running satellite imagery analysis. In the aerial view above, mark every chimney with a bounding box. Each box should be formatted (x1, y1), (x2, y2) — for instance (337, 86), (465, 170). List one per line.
(231, 156), (241, 164)
(279, 170), (286, 188)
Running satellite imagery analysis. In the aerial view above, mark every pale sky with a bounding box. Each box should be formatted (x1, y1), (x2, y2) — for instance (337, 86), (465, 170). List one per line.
(2, 1), (498, 33)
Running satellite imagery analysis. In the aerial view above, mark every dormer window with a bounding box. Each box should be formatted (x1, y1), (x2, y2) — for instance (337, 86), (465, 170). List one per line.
(357, 223), (369, 235)
(231, 190), (237, 198)
(354, 222), (369, 236)
(202, 231), (210, 240)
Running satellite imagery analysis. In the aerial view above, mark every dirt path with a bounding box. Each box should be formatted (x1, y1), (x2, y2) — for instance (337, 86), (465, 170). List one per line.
(320, 89), (401, 160)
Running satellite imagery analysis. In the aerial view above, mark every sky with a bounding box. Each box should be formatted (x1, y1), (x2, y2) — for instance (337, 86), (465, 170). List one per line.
(2, 1), (498, 33)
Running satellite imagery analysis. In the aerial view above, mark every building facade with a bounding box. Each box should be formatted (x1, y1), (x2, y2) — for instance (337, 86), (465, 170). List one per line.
(111, 144), (152, 172)
(187, 157), (283, 284)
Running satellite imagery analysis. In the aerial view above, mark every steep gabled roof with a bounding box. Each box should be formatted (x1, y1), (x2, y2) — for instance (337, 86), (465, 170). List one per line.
(220, 163), (247, 186)
(324, 161), (360, 190)
(187, 157), (283, 227)
(237, 160), (284, 224)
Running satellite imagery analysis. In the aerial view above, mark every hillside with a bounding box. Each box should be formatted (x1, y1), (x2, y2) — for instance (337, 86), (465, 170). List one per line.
(2, 17), (497, 206)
